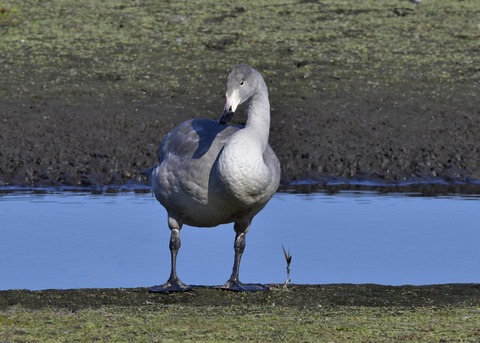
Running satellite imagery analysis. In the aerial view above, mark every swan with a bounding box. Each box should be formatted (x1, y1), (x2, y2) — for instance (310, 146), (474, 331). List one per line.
(150, 64), (281, 292)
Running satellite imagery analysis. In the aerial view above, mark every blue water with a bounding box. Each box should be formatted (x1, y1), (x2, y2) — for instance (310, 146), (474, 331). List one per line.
(0, 190), (478, 290)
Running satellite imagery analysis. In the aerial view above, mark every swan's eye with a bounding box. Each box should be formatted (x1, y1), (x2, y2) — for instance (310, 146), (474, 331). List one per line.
(240, 81), (244, 86)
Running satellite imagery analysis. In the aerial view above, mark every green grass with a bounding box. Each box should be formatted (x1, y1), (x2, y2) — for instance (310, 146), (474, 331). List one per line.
(2, 304), (480, 342)
(1, 285), (480, 342)
(1, 0), (479, 103)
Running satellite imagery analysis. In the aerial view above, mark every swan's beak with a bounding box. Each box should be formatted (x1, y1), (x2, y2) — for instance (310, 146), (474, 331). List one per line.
(219, 108), (234, 125)
(219, 90), (240, 124)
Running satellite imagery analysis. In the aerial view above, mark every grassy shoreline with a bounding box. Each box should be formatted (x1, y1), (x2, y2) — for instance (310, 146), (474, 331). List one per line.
(2, 284), (480, 341)
(2, 304), (479, 342)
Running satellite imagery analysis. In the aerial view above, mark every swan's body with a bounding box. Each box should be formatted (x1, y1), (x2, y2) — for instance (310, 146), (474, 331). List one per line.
(150, 65), (280, 292)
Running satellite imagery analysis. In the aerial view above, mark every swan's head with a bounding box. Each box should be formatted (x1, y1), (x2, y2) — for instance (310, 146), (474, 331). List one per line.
(219, 64), (262, 125)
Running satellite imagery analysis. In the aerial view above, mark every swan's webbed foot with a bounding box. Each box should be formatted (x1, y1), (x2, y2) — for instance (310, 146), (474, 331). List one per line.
(219, 280), (269, 292)
(150, 278), (192, 293)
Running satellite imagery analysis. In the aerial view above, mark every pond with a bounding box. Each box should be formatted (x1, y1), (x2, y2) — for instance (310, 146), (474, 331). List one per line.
(0, 188), (478, 290)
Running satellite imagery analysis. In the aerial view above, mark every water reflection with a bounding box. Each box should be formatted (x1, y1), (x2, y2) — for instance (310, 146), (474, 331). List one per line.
(0, 190), (478, 290)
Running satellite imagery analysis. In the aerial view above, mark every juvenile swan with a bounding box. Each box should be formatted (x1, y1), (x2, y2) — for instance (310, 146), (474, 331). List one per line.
(150, 65), (281, 292)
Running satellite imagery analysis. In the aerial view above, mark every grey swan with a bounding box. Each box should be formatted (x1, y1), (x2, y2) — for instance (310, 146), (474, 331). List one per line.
(150, 64), (281, 292)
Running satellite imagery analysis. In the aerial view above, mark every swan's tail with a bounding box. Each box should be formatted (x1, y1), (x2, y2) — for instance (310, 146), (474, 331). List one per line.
(140, 165), (156, 179)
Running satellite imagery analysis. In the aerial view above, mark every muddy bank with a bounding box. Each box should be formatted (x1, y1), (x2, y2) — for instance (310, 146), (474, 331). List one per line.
(2, 284), (480, 310)
(0, 0), (479, 188)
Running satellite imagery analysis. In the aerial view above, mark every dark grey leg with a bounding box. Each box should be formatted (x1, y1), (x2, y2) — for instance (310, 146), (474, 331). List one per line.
(150, 217), (192, 292)
(221, 222), (269, 292)
(228, 231), (246, 284)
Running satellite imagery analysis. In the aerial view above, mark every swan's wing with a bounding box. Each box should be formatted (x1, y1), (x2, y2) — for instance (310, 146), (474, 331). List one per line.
(153, 118), (242, 220)
(158, 118), (241, 163)
(263, 145), (281, 189)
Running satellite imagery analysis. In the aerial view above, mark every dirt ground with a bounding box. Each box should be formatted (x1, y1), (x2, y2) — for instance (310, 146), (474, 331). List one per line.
(0, 0), (479, 190)
(2, 284), (480, 311)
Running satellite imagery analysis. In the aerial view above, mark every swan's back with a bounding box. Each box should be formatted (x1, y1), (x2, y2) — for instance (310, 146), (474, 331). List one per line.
(157, 118), (240, 163)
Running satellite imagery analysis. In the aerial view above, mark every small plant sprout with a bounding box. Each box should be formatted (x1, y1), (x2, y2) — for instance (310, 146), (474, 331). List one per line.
(282, 244), (292, 288)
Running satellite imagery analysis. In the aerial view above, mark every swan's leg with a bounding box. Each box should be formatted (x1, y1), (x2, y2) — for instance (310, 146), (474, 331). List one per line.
(221, 221), (269, 292)
(229, 231), (246, 283)
(150, 216), (192, 292)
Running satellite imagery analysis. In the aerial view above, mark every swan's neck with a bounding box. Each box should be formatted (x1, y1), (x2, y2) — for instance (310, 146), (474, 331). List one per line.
(244, 83), (270, 151)
(215, 82), (272, 201)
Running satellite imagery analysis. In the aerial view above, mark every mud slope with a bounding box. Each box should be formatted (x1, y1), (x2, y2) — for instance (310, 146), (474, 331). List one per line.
(1, 0), (479, 187)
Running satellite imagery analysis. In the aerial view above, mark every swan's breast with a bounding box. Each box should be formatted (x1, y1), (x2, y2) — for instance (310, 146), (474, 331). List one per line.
(216, 136), (278, 207)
